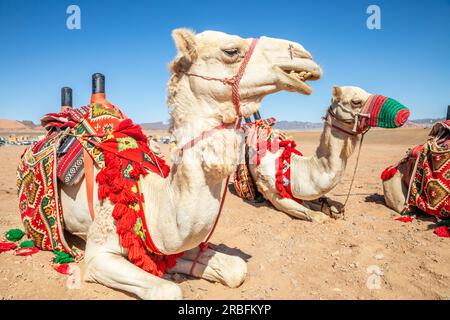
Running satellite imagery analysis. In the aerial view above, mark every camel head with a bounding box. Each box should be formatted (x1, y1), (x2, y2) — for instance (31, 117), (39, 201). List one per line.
(168, 29), (322, 126)
(167, 29), (322, 181)
(330, 85), (410, 134)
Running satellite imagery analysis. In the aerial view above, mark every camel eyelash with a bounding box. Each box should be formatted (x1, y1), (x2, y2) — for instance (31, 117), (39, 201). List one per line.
(222, 48), (239, 57)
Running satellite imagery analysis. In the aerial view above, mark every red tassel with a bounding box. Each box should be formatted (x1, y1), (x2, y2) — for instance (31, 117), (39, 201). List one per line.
(434, 226), (450, 238)
(0, 241), (17, 253)
(53, 263), (72, 275)
(14, 246), (39, 256)
(395, 216), (414, 223)
(381, 166), (398, 181)
(116, 214), (137, 235)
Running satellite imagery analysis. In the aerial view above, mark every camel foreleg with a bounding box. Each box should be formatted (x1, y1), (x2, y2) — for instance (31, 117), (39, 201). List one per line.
(167, 247), (247, 288)
(84, 242), (182, 300)
(268, 194), (330, 223)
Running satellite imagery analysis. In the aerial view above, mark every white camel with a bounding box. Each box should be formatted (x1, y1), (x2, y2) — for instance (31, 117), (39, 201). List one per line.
(59, 29), (322, 299)
(249, 86), (377, 222)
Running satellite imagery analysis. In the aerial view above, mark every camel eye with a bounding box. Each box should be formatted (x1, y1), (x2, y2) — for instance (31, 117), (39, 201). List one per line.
(222, 48), (239, 57)
(351, 98), (362, 106)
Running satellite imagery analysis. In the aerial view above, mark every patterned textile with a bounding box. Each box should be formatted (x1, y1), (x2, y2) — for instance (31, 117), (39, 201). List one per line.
(56, 137), (85, 185)
(17, 98), (177, 274)
(17, 131), (72, 254)
(406, 121), (450, 219)
(233, 163), (257, 201)
(235, 118), (302, 201)
(275, 140), (303, 201)
(95, 119), (177, 276)
(406, 138), (450, 218)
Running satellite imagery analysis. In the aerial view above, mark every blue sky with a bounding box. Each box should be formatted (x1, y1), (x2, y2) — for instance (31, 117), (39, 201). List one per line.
(0, 0), (449, 124)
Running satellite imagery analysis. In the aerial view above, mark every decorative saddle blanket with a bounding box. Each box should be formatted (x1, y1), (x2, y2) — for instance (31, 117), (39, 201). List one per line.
(405, 120), (450, 219)
(17, 98), (180, 277)
(233, 118), (302, 202)
(17, 131), (72, 254)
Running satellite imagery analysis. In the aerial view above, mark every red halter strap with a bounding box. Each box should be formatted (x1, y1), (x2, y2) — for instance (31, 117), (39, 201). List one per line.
(181, 38), (259, 275)
(184, 38), (259, 130)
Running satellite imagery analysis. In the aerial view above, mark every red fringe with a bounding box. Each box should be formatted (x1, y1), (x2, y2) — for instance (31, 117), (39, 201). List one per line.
(275, 140), (302, 200)
(0, 241), (17, 253)
(97, 148), (181, 277)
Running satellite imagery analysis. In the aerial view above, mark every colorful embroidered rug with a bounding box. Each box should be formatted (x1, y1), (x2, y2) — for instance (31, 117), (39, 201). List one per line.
(406, 137), (450, 219)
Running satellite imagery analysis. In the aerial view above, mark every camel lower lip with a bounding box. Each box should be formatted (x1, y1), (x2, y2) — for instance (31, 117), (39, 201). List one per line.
(277, 67), (314, 94)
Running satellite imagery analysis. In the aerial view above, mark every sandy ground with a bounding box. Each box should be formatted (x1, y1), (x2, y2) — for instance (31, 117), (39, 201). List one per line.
(1, 127), (449, 300)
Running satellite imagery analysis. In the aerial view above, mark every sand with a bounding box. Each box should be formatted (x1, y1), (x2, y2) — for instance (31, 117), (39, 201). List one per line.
(0, 127), (449, 300)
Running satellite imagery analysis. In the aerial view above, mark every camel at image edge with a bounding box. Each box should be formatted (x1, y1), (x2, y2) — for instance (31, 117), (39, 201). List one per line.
(59, 29), (322, 299)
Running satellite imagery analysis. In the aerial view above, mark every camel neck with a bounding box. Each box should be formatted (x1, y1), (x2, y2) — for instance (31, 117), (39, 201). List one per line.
(143, 114), (240, 254)
(314, 120), (359, 185)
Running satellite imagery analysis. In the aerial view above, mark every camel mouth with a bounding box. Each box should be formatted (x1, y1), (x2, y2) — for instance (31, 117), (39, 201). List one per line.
(276, 65), (321, 95)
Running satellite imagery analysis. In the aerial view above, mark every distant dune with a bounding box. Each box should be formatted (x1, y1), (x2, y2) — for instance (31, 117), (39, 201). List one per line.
(0, 120), (29, 131)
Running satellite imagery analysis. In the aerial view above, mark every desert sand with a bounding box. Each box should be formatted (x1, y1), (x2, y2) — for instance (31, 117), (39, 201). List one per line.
(0, 127), (449, 300)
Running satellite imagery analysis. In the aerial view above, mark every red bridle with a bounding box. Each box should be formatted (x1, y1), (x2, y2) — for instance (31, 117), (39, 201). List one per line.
(325, 100), (371, 136)
(177, 38), (259, 275)
(183, 38), (259, 133)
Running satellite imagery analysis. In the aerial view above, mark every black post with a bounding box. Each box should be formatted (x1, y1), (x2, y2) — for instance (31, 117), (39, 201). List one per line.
(447, 105), (450, 120)
(244, 117), (252, 123)
(253, 111), (262, 120)
(92, 73), (105, 94)
(61, 87), (72, 108)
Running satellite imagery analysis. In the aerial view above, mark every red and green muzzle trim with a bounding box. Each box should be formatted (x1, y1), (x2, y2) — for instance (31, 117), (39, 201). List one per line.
(361, 95), (410, 129)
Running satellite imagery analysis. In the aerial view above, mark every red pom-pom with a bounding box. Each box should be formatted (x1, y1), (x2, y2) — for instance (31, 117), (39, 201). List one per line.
(434, 226), (450, 238)
(14, 246), (39, 256)
(53, 263), (72, 275)
(395, 216), (414, 223)
(381, 166), (398, 181)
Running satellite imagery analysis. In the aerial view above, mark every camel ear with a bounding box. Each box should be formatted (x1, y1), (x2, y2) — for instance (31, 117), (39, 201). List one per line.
(332, 85), (342, 99)
(170, 28), (197, 73)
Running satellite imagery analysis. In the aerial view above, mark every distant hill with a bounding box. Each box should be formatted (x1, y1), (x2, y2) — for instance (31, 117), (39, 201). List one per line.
(19, 120), (39, 129)
(0, 120), (29, 131)
(274, 118), (448, 130)
(274, 121), (323, 130)
(0, 119), (43, 132)
(0, 117), (447, 133)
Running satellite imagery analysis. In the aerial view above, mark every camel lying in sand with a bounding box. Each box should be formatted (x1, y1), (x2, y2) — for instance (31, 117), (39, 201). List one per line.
(248, 86), (409, 222)
(59, 29), (322, 299)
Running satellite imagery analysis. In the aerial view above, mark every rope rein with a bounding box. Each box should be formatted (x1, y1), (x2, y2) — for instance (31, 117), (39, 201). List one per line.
(340, 134), (365, 218)
(322, 101), (370, 218)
